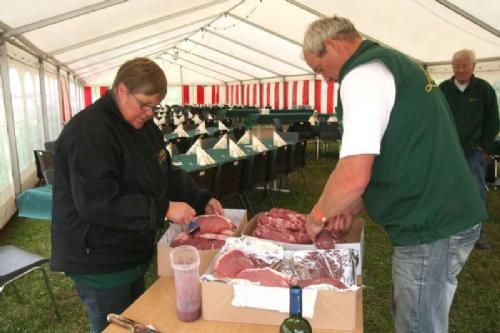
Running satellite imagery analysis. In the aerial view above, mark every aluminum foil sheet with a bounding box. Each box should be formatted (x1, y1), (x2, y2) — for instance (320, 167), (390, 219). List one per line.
(201, 236), (358, 290)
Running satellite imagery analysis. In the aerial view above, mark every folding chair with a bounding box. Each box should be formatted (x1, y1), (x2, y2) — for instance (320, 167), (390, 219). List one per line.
(34, 150), (54, 184)
(0, 245), (60, 319)
(189, 166), (217, 192)
(170, 137), (191, 154)
(240, 150), (275, 214)
(317, 122), (341, 158)
(288, 140), (311, 195)
(213, 159), (247, 209)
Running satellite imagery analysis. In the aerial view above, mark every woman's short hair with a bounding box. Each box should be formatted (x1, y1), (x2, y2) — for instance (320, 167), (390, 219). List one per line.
(112, 57), (167, 99)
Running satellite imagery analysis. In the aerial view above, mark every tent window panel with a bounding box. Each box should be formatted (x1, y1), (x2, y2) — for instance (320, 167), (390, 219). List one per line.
(165, 86), (181, 105)
(24, 72), (44, 152)
(9, 68), (30, 172)
(0, 69), (13, 190)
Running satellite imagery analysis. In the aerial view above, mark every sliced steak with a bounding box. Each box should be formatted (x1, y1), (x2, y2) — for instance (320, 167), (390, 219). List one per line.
(236, 267), (290, 287)
(214, 249), (255, 278)
(196, 214), (235, 234)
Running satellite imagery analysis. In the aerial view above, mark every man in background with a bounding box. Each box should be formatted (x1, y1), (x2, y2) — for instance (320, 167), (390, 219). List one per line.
(439, 49), (499, 250)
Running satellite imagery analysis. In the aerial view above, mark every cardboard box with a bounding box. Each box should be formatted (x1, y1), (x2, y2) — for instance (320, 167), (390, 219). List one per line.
(157, 209), (247, 277)
(201, 267), (361, 330)
(242, 214), (364, 277)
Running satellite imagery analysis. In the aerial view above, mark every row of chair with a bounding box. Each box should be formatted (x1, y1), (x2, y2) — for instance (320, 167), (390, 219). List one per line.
(273, 119), (341, 158)
(188, 139), (309, 215)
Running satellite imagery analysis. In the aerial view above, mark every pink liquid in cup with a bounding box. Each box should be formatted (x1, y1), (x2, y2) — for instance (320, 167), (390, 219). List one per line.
(170, 245), (201, 322)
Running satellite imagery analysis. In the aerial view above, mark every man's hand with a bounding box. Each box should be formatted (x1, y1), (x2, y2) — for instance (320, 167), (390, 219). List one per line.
(324, 213), (353, 237)
(305, 211), (326, 242)
(165, 202), (196, 225)
(205, 198), (223, 215)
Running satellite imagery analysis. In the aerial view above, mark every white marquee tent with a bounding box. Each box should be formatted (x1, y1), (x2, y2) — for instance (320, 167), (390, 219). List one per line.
(1, 0), (500, 227)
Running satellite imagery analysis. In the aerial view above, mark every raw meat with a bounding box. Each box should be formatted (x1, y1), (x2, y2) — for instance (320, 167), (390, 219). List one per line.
(197, 233), (229, 241)
(253, 223), (311, 244)
(236, 267), (291, 287)
(214, 249), (256, 278)
(170, 234), (224, 250)
(170, 214), (237, 250)
(315, 229), (336, 249)
(196, 214), (235, 234)
(251, 208), (345, 249)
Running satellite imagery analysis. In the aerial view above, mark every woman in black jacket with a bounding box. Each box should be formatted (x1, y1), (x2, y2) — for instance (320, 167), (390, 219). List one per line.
(50, 57), (222, 333)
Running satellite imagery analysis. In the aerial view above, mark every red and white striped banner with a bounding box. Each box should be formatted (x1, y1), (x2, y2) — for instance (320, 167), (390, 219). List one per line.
(180, 79), (336, 113)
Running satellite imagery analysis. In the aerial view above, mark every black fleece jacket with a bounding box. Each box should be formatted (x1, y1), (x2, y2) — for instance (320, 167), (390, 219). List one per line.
(50, 92), (212, 274)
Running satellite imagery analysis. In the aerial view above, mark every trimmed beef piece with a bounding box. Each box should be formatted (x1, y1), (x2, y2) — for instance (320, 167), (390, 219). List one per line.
(196, 214), (235, 234)
(170, 231), (224, 250)
(314, 229), (336, 249)
(214, 249), (255, 278)
(236, 267), (291, 287)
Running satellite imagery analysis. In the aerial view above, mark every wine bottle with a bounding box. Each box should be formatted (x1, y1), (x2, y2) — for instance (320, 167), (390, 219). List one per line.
(279, 286), (312, 333)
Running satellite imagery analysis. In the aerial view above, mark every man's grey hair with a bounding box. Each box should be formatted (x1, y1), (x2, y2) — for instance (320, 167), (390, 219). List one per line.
(303, 16), (360, 55)
(452, 49), (476, 63)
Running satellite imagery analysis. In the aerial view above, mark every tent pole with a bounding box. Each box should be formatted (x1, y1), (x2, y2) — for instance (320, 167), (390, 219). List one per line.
(0, 42), (21, 194)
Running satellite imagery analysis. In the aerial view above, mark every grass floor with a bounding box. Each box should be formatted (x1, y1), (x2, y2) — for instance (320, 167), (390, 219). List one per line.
(1, 146), (499, 333)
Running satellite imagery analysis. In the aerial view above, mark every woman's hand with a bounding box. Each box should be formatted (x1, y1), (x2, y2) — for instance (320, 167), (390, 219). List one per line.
(205, 198), (223, 215)
(165, 202), (196, 225)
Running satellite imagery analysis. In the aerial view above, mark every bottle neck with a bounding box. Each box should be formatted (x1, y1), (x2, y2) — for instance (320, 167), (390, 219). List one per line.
(289, 288), (302, 317)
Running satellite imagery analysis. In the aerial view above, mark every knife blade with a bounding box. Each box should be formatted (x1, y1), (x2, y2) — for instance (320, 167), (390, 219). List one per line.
(107, 313), (163, 333)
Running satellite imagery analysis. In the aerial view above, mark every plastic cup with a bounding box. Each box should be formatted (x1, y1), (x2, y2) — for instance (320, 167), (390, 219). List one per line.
(170, 245), (201, 322)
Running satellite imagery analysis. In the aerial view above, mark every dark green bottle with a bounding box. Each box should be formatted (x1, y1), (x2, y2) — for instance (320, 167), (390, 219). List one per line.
(279, 286), (312, 333)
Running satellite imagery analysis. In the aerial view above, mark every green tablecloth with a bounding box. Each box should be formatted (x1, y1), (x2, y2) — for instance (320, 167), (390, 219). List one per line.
(16, 185), (53, 220)
(172, 140), (281, 173)
(217, 108), (260, 119)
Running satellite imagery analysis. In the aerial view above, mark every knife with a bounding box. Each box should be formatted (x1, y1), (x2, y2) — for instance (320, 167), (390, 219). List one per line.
(107, 313), (163, 333)
(186, 220), (200, 233)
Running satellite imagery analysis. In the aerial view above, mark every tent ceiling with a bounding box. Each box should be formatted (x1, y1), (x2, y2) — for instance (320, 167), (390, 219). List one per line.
(1, 0), (499, 86)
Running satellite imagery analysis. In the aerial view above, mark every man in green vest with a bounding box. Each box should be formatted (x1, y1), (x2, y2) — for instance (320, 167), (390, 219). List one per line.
(302, 16), (485, 333)
(439, 49), (499, 250)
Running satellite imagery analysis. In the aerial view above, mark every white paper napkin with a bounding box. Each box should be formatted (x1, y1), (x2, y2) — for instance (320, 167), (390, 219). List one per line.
(308, 115), (318, 126)
(186, 138), (202, 155)
(166, 143), (173, 156)
(232, 284), (317, 319)
(173, 116), (182, 126)
(229, 140), (247, 158)
(173, 124), (189, 137)
(193, 114), (202, 125)
(237, 130), (252, 145)
(153, 117), (161, 127)
(273, 132), (287, 147)
(196, 146), (216, 165)
(251, 135), (268, 152)
(218, 121), (228, 131)
(213, 134), (228, 149)
(197, 121), (208, 133)
(327, 115), (338, 123)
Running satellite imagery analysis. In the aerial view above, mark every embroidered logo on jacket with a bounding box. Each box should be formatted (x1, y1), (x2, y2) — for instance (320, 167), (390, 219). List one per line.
(158, 149), (167, 166)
